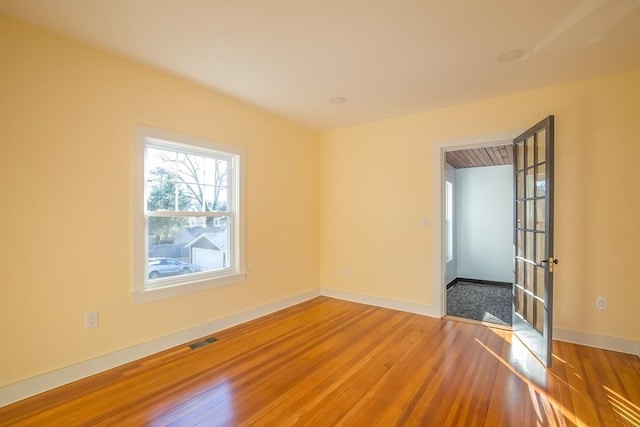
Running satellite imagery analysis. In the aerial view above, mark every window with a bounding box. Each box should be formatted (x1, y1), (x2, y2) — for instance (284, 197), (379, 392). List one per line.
(445, 180), (453, 262)
(133, 126), (245, 302)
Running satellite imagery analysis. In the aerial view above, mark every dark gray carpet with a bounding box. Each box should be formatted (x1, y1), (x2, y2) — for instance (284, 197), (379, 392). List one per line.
(446, 282), (512, 326)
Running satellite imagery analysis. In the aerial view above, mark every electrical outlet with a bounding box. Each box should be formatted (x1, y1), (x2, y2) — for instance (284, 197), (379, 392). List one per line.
(343, 267), (350, 278)
(85, 310), (99, 328)
(596, 297), (608, 311)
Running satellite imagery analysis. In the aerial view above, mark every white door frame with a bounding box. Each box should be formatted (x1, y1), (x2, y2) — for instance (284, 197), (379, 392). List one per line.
(431, 130), (523, 318)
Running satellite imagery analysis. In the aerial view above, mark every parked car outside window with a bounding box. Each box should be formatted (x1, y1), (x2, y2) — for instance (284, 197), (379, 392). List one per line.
(147, 257), (194, 280)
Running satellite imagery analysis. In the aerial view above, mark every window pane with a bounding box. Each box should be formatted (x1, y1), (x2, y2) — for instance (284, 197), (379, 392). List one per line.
(146, 147), (229, 212)
(535, 300), (544, 333)
(536, 129), (546, 164)
(516, 201), (524, 229)
(525, 260), (534, 293)
(526, 167), (534, 199)
(517, 171), (525, 199)
(203, 157), (229, 212)
(516, 142), (524, 171)
(515, 287), (524, 316)
(146, 171), (192, 212)
(535, 266), (545, 299)
(526, 136), (535, 168)
(172, 182), (229, 212)
(147, 216), (231, 281)
(536, 199), (546, 231)
(526, 292), (534, 325)
(515, 259), (524, 285)
(526, 200), (534, 229)
(516, 230), (524, 258)
(187, 219), (231, 274)
(445, 181), (453, 262)
(535, 232), (545, 264)
(535, 163), (546, 198)
(525, 231), (534, 262)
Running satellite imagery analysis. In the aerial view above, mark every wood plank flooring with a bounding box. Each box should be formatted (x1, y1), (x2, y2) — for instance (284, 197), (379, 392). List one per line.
(1, 297), (639, 426)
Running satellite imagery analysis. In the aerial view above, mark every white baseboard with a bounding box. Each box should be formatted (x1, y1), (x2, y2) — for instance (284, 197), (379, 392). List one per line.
(320, 287), (640, 356)
(320, 287), (440, 318)
(3, 287), (637, 408)
(553, 328), (640, 356)
(0, 288), (320, 407)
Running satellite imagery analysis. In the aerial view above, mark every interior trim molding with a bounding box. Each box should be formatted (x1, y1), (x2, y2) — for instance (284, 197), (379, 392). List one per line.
(0, 288), (320, 408)
(553, 328), (640, 357)
(320, 287), (440, 318)
(321, 288), (640, 356)
(432, 130), (524, 319)
(3, 288), (637, 408)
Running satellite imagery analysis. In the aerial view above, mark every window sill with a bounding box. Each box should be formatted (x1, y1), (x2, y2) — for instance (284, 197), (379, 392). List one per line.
(131, 272), (247, 304)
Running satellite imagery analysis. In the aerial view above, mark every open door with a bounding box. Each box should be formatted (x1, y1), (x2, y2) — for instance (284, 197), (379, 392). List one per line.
(513, 116), (557, 367)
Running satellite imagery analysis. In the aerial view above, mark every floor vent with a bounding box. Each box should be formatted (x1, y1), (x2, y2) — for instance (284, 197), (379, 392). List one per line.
(189, 336), (218, 350)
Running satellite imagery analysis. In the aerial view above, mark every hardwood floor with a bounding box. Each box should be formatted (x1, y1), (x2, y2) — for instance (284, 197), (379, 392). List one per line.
(1, 297), (639, 426)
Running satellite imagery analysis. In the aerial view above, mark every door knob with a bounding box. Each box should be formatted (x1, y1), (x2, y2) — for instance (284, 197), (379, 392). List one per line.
(540, 257), (559, 272)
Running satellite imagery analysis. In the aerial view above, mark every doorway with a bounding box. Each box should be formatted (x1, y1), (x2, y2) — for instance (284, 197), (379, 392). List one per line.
(431, 131), (519, 325)
(433, 117), (555, 367)
(443, 145), (514, 327)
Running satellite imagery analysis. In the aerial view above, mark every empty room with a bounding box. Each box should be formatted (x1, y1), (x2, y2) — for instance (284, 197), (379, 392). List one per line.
(0, 1), (639, 426)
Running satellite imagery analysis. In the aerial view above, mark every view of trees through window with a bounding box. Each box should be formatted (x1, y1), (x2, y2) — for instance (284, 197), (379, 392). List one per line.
(145, 144), (232, 281)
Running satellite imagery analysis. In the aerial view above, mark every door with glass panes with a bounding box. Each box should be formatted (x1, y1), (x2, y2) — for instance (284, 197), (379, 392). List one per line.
(513, 115), (557, 367)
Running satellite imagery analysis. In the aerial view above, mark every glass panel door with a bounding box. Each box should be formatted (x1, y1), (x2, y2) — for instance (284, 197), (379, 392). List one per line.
(513, 116), (556, 367)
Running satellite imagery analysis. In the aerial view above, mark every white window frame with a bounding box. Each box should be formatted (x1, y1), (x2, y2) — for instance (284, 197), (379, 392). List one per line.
(132, 125), (246, 303)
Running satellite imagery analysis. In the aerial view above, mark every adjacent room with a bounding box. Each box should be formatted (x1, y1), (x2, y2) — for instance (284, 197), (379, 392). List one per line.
(1, 1), (639, 425)
(444, 146), (514, 327)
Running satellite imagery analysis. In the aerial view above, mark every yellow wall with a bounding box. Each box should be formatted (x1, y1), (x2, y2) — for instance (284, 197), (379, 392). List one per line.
(0, 16), (319, 386)
(320, 71), (640, 343)
(1, 13), (639, 389)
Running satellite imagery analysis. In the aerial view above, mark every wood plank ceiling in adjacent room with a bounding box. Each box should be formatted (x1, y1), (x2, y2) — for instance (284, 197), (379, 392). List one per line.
(446, 145), (513, 169)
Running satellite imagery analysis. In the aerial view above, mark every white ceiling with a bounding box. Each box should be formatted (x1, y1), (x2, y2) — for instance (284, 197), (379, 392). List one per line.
(1, 0), (639, 131)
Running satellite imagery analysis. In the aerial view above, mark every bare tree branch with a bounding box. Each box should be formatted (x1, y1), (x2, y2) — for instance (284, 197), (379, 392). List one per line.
(160, 152), (227, 213)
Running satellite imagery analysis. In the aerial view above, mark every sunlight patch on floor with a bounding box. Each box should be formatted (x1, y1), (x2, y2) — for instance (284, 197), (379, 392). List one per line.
(604, 385), (640, 425)
(475, 338), (586, 426)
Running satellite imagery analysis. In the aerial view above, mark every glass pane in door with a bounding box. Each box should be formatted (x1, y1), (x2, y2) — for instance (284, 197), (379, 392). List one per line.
(536, 233), (545, 263)
(516, 230), (525, 258)
(516, 259), (524, 285)
(535, 266), (545, 299)
(526, 137), (535, 168)
(537, 129), (546, 163)
(517, 172), (525, 199)
(536, 200), (546, 231)
(536, 163), (546, 197)
(526, 168), (535, 198)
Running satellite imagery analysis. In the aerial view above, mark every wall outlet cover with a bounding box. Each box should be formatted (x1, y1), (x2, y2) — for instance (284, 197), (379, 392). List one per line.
(596, 297), (608, 311)
(85, 310), (99, 328)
